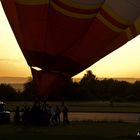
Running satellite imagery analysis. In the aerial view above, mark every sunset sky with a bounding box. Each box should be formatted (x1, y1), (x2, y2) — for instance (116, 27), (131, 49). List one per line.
(0, 3), (140, 79)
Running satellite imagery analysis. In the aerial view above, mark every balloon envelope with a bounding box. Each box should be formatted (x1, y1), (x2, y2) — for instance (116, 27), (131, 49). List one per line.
(1, 0), (140, 96)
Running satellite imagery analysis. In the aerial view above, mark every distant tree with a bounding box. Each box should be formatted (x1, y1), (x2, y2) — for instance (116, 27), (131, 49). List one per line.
(22, 78), (36, 100)
(99, 79), (131, 101)
(0, 84), (17, 101)
(80, 70), (96, 86)
(127, 81), (140, 101)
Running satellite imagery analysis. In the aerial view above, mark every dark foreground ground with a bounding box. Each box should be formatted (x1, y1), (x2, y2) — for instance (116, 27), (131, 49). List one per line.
(0, 121), (140, 140)
(1, 101), (140, 139)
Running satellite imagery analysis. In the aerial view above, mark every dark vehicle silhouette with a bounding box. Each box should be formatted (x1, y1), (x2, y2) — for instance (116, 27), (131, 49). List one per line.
(0, 101), (10, 123)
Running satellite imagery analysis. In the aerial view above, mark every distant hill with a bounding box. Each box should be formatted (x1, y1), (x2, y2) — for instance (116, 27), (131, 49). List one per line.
(1, 77), (140, 84)
(99, 77), (140, 83)
(72, 77), (140, 83)
(0, 77), (30, 84)
(0, 77), (31, 92)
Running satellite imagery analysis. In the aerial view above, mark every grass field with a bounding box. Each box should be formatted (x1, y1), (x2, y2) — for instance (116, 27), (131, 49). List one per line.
(0, 121), (140, 140)
(1, 101), (140, 140)
(5, 101), (140, 113)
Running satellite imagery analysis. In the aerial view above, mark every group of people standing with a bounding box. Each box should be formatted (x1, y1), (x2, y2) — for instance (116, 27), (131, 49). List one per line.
(14, 100), (69, 126)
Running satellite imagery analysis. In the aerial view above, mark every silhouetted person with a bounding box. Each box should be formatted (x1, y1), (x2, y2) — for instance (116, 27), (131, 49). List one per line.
(50, 106), (57, 126)
(31, 100), (41, 124)
(42, 98), (48, 112)
(110, 98), (114, 107)
(22, 105), (30, 124)
(55, 106), (61, 124)
(14, 106), (20, 124)
(138, 113), (140, 123)
(61, 97), (65, 106)
(62, 106), (69, 125)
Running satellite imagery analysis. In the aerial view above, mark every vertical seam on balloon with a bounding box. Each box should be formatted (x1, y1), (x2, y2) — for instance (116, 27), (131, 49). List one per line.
(44, 0), (50, 56)
(129, 24), (139, 37)
(134, 18), (140, 34)
(125, 28), (134, 40)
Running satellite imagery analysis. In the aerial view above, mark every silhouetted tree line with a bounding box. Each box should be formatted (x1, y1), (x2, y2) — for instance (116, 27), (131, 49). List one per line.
(0, 70), (140, 101)
(0, 78), (36, 101)
(0, 84), (17, 101)
(59, 70), (140, 102)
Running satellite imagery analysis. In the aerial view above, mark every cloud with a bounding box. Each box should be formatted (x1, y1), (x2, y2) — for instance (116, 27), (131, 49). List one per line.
(0, 58), (25, 62)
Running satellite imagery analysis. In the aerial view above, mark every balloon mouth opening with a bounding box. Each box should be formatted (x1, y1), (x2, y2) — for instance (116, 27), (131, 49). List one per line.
(31, 66), (42, 71)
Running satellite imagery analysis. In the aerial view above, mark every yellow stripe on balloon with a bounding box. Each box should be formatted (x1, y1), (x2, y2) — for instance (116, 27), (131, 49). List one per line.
(97, 13), (124, 33)
(125, 28), (134, 40)
(16, 0), (49, 5)
(134, 18), (140, 34)
(59, 0), (102, 10)
(51, 1), (96, 19)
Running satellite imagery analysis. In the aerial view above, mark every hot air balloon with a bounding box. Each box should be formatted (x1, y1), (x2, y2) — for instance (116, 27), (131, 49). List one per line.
(1, 0), (140, 96)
